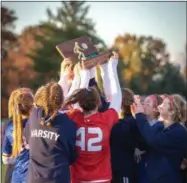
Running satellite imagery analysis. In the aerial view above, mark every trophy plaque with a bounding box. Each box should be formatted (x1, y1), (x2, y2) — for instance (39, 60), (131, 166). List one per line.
(56, 35), (111, 68)
(56, 36), (98, 63)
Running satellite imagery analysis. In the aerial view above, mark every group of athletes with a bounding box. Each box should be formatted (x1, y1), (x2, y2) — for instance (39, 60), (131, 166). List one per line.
(1, 51), (187, 183)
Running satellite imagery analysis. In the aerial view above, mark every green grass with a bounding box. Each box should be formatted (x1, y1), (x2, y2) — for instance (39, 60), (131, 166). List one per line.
(1, 119), (8, 183)
(2, 118), (9, 123)
(1, 163), (6, 183)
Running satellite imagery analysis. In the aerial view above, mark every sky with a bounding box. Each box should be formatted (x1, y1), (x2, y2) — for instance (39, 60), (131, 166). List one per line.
(2, 1), (186, 63)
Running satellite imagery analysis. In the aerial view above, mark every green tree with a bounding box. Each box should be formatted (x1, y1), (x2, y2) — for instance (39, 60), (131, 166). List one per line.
(1, 6), (18, 117)
(1, 6), (17, 60)
(113, 33), (186, 96)
(28, 1), (106, 89)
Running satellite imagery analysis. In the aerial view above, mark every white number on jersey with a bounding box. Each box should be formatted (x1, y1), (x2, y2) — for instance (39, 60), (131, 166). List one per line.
(76, 127), (103, 152)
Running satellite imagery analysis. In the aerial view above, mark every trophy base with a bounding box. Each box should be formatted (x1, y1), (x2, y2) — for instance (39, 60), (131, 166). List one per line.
(83, 51), (111, 69)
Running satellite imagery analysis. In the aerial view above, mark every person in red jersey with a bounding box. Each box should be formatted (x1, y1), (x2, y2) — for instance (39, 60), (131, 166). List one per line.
(64, 52), (122, 183)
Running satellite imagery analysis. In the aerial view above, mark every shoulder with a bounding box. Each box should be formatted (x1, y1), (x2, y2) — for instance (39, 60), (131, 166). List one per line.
(165, 123), (187, 145)
(56, 113), (77, 129)
(5, 120), (13, 131)
(28, 107), (41, 123)
(173, 123), (187, 136)
(169, 123), (187, 132)
(67, 109), (82, 119)
(112, 116), (134, 130)
(101, 108), (118, 119)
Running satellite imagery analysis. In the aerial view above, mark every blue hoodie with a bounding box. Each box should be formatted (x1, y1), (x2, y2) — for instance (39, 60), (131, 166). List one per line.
(135, 113), (187, 183)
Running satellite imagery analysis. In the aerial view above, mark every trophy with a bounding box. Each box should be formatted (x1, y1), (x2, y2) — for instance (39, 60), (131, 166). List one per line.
(56, 35), (111, 68)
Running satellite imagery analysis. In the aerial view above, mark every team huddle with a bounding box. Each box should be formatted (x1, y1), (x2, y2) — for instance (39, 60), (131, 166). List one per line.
(2, 51), (187, 183)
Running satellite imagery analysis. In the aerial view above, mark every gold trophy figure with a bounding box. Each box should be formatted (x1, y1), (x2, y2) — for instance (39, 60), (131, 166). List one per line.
(73, 42), (86, 60)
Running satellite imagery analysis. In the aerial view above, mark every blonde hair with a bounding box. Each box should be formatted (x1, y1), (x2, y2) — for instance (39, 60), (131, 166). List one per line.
(9, 88), (33, 157)
(171, 94), (186, 123)
(8, 88), (32, 118)
(34, 82), (63, 126)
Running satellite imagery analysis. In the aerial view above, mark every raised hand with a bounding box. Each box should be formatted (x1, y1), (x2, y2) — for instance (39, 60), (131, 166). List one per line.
(133, 95), (144, 114)
(60, 58), (72, 75)
(73, 62), (82, 76)
(110, 51), (119, 60)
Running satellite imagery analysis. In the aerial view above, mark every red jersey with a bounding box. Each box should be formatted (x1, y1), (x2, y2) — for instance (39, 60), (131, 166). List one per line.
(68, 108), (118, 181)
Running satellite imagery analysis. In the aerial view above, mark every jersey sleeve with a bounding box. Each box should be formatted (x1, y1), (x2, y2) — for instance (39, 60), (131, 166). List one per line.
(2, 127), (12, 156)
(102, 108), (119, 128)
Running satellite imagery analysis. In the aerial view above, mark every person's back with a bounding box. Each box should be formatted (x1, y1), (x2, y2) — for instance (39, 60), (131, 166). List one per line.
(25, 82), (77, 183)
(26, 107), (76, 183)
(64, 51), (122, 182)
(110, 88), (139, 183)
(111, 115), (138, 182)
(2, 88), (34, 183)
(68, 108), (118, 181)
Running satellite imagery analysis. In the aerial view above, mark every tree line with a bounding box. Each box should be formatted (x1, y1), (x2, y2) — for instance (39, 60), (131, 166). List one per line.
(1, 1), (186, 117)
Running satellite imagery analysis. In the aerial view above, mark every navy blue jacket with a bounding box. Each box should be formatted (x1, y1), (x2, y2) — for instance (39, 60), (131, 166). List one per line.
(25, 107), (77, 183)
(110, 114), (143, 179)
(136, 113), (187, 183)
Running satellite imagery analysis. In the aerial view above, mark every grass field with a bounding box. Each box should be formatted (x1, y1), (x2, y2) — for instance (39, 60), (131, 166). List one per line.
(1, 164), (6, 183)
(2, 119), (9, 183)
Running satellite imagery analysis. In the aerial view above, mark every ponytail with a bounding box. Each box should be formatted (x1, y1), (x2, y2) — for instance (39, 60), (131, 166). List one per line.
(12, 106), (23, 157)
(181, 100), (186, 123)
(171, 94), (186, 123)
(10, 88), (33, 157)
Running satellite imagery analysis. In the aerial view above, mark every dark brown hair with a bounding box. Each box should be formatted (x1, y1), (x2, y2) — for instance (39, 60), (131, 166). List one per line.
(64, 87), (100, 113)
(34, 82), (63, 126)
(121, 88), (134, 115)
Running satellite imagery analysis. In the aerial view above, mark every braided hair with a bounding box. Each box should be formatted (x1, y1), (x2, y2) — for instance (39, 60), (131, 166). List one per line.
(10, 88), (33, 157)
(34, 82), (63, 126)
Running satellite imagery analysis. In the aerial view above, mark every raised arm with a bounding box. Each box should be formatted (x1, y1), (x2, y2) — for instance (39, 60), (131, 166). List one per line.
(58, 59), (72, 98)
(100, 61), (112, 102)
(108, 53), (122, 113)
(66, 63), (81, 98)
(79, 61), (92, 89)
(67, 61), (92, 110)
